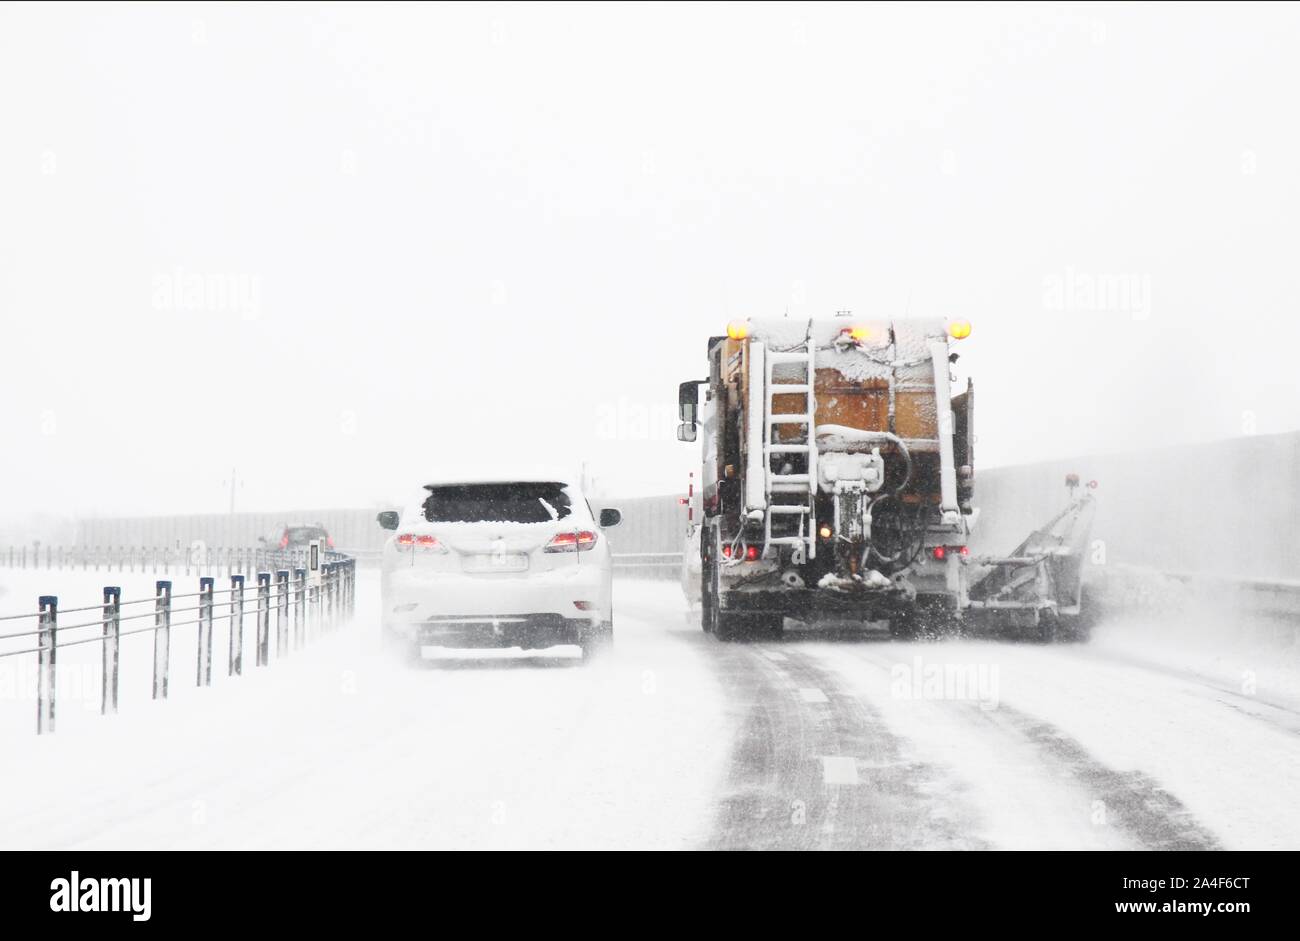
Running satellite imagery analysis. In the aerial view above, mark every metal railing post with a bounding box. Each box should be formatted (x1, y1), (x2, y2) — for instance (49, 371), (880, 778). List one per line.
(330, 562), (339, 628)
(153, 580), (171, 700)
(294, 568), (306, 645)
(322, 562), (333, 629)
(197, 576), (214, 687)
(37, 596), (57, 734)
(332, 563), (340, 626)
(256, 572), (270, 666)
(229, 574), (244, 676)
(276, 570), (289, 656)
(102, 586), (120, 715)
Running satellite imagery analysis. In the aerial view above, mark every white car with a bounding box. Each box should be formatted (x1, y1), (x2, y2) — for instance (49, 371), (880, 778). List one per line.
(377, 476), (620, 662)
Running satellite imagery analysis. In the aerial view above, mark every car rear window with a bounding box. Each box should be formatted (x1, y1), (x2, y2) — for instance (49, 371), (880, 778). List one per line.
(286, 527), (328, 542)
(421, 482), (574, 524)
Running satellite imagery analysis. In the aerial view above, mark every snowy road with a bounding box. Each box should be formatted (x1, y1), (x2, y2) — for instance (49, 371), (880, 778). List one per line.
(2, 573), (1299, 849)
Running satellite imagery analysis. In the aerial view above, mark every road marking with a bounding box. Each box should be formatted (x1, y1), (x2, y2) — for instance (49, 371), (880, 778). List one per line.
(762, 650), (788, 662)
(798, 687), (828, 703)
(821, 756), (859, 785)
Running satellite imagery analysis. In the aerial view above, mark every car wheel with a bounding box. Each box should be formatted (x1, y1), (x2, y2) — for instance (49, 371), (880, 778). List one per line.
(580, 622), (614, 662)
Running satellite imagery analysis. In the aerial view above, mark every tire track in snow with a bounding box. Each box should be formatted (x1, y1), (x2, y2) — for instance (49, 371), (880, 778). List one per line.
(992, 702), (1221, 850)
(805, 639), (1220, 849)
(704, 640), (985, 849)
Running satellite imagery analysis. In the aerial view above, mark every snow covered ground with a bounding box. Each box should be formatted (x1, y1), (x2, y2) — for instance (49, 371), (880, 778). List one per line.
(2, 569), (1299, 850)
(0, 572), (729, 849)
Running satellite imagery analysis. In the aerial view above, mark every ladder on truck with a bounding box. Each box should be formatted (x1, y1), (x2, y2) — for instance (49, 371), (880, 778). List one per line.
(763, 339), (818, 560)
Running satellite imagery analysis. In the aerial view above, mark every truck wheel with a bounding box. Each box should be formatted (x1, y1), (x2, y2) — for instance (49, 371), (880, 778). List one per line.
(714, 610), (751, 642)
(1058, 586), (1097, 643)
(701, 528), (721, 633)
(888, 614), (918, 640)
(750, 612), (785, 640)
(701, 565), (715, 633)
(1037, 611), (1059, 644)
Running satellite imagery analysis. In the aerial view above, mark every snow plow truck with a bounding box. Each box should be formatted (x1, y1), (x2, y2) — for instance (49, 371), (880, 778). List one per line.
(676, 314), (1095, 642)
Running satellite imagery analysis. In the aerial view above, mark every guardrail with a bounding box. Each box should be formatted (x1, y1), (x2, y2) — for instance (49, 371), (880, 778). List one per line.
(612, 552), (684, 580)
(0, 548), (356, 734)
(0, 544), (330, 577)
(3, 544), (690, 577)
(1092, 565), (1300, 644)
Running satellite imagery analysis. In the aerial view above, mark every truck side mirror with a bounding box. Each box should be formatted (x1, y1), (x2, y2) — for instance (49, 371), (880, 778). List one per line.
(678, 380), (703, 423)
(376, 510), (399, 530)
(677, 423), (697, 442)
(598, 508), (622, 528)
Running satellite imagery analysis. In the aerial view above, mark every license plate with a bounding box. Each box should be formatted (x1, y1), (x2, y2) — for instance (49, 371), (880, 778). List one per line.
(461, 552), (529, 573)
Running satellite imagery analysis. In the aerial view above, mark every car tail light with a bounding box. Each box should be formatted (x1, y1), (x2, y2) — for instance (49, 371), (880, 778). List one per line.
(544, 531), (597, 553)
(279, 534), (289, 549)
(932, 546), (946, 560)
(327, 535), (335, 548)
(397, 533), (446, 552)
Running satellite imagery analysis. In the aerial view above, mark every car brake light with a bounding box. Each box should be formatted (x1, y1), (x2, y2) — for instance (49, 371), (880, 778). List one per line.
(327, 535), (335, 548)
(932, 546), (946, 560)
(932, 545), (969, 561)
(279, 534), (289, 549)
(397, 533), (445, 552)
(544, 531), (597, 553)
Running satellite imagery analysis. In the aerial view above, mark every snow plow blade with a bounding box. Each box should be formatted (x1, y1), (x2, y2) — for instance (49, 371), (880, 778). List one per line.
(966, 490), (1096, 625)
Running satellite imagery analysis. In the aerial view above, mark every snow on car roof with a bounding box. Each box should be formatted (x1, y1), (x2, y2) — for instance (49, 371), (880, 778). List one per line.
(420, 471), (582, 490)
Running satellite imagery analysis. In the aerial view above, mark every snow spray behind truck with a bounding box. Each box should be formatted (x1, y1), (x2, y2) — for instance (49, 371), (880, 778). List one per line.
(676, 314), (1095, 641)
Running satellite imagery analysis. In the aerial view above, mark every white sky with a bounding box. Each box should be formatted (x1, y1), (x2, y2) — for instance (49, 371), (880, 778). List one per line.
(2, 2), (1298, 519)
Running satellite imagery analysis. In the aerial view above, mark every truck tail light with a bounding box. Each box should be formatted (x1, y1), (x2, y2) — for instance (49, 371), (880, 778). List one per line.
(545, 531), (597, 553)
(722, 544), (732, 559)
(932, 545), (969, 561)
(745, 545), (760, 561)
